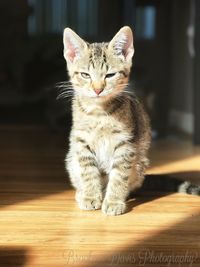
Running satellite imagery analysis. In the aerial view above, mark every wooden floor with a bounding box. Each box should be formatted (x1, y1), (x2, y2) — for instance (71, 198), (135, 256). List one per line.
(0, 126), (200, 267)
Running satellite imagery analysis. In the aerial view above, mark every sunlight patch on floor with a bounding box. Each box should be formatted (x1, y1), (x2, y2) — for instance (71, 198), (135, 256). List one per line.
(1, 188), (200, 266)
(148, 154), (200, 175)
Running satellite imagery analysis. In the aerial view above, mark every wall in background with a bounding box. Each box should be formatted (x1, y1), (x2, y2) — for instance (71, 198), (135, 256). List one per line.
(169, 0), (194, 134)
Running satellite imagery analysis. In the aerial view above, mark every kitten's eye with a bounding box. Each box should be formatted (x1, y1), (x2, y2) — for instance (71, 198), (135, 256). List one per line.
(105, 73), (116, 79)
(80, 72), (90, 79)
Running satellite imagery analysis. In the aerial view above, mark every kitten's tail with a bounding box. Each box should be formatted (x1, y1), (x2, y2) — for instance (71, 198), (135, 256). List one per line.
(135, 175), (200, 196)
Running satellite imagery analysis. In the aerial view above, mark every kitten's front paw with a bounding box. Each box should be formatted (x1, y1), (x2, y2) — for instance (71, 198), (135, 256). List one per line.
(102, 199), (126, 216)
(78, 197), (102, 210)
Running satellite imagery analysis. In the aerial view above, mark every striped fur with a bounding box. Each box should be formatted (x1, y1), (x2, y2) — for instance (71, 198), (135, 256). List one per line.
(63, 27), (200, 215)
(63, 26), (151, 215)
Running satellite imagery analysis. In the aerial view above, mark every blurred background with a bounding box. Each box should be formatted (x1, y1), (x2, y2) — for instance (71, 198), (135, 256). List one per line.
(0, 0), (200, 142)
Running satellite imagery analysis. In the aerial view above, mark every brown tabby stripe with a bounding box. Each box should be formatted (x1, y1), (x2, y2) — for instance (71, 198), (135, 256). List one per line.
(107, 98), (123, 114)
(80, 161), (97, 168)
(79, 155), (95, 162)
(86, 145), (95, 155)
(88, 110), (106, 116)
(75, 137), (86, 144)
(114, 151), (135, 160)
(114, 141), (127, 151)
(89, 57), (95, 68)
(112, 129), (121, 134)
(112, 161), (132, 170)
(77, 99), (85, 113)
(113, 156), (133, 167)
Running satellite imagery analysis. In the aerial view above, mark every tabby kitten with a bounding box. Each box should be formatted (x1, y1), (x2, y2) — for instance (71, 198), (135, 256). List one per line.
(63, 26), (151, 215)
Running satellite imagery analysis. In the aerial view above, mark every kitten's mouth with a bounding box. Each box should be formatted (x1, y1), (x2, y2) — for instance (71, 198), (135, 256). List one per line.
(91, 95), (103, 100)
(93, 93), (108, 99)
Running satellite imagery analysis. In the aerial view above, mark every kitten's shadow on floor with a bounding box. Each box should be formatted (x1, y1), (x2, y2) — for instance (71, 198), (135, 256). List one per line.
(126, 173), (200, 213)
(126, 192), (170, 214)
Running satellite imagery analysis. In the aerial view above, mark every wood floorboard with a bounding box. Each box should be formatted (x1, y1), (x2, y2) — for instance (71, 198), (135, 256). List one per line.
(0, 126), (200, 267)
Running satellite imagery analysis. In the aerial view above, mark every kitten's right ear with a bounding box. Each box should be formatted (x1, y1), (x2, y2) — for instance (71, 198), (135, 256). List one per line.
(108, 26), (134, 63)
(63, 28), (87, 63)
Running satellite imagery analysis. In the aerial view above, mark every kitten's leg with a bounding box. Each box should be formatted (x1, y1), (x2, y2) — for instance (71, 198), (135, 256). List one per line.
(102, 144), (137, 216)
(128, 155), (148, 191)
(67, 143), (103, 210)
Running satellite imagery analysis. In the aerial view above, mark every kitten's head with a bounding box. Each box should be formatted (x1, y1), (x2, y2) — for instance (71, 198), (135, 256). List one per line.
(63, 26), (134, 100)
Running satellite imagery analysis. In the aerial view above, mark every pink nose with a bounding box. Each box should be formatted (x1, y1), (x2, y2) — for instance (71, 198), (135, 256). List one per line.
(94, 88), (103, 95)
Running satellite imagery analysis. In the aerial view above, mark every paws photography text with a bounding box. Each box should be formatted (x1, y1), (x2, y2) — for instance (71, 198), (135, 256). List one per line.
(63, 249), (198, 266)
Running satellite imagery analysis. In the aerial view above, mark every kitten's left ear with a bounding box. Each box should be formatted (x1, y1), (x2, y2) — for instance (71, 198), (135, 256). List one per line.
(108, 26), (134, 62)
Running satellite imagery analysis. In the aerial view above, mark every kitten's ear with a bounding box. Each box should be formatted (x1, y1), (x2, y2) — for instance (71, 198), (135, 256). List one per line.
(63, 28), (87, 63)
(108, 26), (134, 62)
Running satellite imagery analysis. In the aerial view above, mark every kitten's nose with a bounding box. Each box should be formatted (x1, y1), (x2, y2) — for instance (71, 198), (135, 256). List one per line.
(94, 88), (103, 95)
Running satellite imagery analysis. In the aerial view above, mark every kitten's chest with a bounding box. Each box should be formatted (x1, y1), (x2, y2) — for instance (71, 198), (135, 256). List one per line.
(87, 116), (130, 172)
(74, 108), (132, 171)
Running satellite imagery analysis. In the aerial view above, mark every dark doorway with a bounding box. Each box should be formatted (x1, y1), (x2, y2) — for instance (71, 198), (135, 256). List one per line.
(194, 0), (200, 144)
(132, 0), (171, 137)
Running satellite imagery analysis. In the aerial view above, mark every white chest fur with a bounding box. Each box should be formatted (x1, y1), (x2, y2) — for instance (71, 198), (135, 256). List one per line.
(77, 115), (131, 173)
